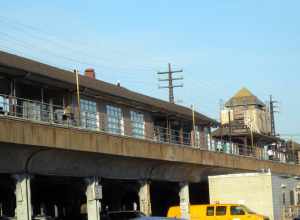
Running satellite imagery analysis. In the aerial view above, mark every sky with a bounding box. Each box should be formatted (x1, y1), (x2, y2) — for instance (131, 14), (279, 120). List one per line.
(1, 0), (300, 140)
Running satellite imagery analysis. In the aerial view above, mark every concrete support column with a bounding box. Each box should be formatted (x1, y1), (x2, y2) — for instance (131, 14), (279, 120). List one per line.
(179, 182), (190, 220)
(138, 180), (152, 216)
(85, 177), (102, 220)
(14, 174), (32, 220)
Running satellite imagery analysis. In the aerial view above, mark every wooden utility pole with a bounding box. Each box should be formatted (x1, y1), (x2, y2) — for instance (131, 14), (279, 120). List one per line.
(269, 95), (278, 136)
(74, 70), (81, 124)
(192, 104), (196, 147)
(157, 63), (183, 103)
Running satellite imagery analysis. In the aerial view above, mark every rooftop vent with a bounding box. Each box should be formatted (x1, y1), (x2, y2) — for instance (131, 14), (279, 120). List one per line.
(117, 80), (121, 87)
(84, 68), (96, 79)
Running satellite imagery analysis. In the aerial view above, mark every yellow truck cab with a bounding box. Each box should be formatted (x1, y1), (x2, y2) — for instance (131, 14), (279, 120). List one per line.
(167, 204), (269, 220)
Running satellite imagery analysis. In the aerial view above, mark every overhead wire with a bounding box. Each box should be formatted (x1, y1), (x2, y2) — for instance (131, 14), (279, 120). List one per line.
(0, 16), (165, 73)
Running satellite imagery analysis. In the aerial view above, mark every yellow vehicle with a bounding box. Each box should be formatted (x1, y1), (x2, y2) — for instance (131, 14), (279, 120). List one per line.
(167, 204), (269, 220)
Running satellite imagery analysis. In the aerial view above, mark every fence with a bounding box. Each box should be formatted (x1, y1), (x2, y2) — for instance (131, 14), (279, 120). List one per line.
(0, 94), (298, 165)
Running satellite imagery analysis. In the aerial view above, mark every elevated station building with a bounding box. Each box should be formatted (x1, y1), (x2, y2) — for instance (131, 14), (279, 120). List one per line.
(0, 51), (299, 220)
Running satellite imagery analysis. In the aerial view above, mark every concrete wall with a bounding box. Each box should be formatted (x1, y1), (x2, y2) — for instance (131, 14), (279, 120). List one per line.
(209, 173), (274, 219)
(209, 173), (300, 220)
(0, 117), (300, 178)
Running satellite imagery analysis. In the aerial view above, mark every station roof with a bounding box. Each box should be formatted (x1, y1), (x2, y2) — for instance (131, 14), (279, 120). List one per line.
(0, 50), (218, 126)
(225, 87), (265, 107)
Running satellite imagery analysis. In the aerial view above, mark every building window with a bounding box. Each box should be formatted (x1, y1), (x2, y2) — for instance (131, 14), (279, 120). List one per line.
(80, 99), (98, 129)
(130, 111), (145, 138)
(106, 105), (124, 135)
(290, 190), (295, 205)
(283, 192), (286, 205)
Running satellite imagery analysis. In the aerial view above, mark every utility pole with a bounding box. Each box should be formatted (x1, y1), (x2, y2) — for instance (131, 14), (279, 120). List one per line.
(157, 63), (183, 103)
(269, 95), (278, 136)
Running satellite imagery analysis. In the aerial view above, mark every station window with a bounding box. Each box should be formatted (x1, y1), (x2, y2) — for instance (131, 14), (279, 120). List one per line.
(130, 111), (145, 138)
(283, 192), (286, 205)
(206, 206), (214, 216)
(216, 206), (226, 216)
(80, 99), (98, 129)
(106, 105), (124, 135)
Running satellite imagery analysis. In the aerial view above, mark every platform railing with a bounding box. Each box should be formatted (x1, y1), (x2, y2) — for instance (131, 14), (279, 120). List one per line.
(0, 94), (298, 164)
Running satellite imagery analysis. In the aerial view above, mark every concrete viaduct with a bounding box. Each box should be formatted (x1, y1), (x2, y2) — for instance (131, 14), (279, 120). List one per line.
(0, 116), (299, 220)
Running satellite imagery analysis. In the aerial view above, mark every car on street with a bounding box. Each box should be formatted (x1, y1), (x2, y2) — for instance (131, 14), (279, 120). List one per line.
(133, 217), (184, 220)
(0, 217), (15, 220)
(101, 210), (145, 220)
(101, 211), (182, 220)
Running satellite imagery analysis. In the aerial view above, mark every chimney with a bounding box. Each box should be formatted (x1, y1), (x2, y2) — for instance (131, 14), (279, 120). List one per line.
(84, 68), (96, 79)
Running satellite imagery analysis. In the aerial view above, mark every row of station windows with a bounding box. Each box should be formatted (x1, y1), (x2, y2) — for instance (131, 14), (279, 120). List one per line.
(80, 99), (145, 138)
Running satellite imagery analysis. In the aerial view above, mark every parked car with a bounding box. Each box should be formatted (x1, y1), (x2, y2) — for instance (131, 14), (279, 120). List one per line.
(0, 216), (15, 220)
(33, 215), (55, 220)
(101, 210), (146, 220)
(101, 211), (181, 220)
(133, 217), (183, 220)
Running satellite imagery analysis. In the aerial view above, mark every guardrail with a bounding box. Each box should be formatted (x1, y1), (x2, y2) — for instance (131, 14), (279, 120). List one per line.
(0, 94), (298, 165)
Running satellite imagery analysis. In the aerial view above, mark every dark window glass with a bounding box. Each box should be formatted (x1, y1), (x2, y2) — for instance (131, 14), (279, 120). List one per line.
(216, 206), (226, 216)
(290, 190), (295, 205)
(206, 206), (214, 216)
(230, 206), (245, 215)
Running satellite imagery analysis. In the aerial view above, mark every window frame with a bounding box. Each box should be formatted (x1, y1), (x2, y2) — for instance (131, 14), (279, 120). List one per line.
(106, 105), (124, 135)
(80, 98), (98, 129)
(130, 110), (145, 138)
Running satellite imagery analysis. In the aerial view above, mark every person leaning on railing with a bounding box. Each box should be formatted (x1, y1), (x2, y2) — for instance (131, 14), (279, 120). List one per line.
(63, 105), (74, 124)
(267, 147), (274, 160)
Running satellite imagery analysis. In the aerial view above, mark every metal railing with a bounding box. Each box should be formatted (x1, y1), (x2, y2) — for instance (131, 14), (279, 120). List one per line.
(210, 140), (292, 163)
(0, 94), (298, 165)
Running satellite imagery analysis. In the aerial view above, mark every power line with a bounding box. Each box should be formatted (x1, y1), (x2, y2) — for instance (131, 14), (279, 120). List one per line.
(157, 63), (183, 103)
(0, 16), (166, 73)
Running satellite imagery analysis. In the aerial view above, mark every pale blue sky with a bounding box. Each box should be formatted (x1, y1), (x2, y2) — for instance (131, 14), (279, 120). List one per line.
(1, 1), (299, 139)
